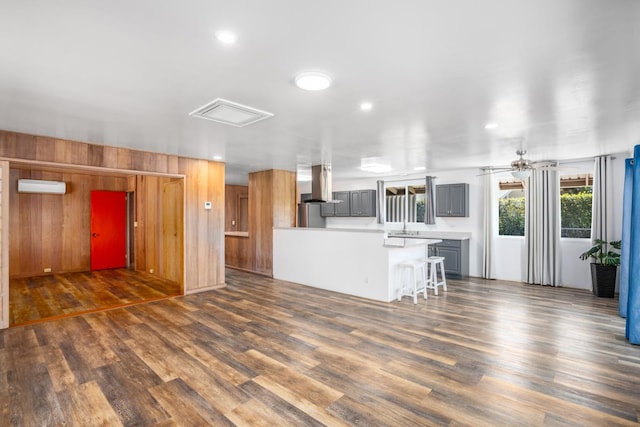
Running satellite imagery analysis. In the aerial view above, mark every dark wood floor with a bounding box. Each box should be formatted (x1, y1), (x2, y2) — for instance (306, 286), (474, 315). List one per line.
(9, 269), (182, 326)
(1, 269), (639, 426)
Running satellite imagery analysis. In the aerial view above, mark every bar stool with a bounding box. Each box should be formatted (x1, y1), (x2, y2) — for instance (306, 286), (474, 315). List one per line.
(396, 259), (428, 304)
(425, 256), (447, 295)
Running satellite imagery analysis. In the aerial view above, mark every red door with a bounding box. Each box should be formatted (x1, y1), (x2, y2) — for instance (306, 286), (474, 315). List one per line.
(90, 191), (127, 270)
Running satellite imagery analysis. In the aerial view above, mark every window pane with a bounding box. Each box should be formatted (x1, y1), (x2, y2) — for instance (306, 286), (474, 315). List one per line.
(385, 186), (405, 222)
(384, 184), (426, 223)
(498, 186), (525, 236)
(560, 174), (592, 238)
(409, 185), (426, 223)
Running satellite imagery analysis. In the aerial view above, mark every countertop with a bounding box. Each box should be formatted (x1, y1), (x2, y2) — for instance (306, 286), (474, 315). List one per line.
(273, 227), (470, 240)
(383, 237), (442, 248)
(386, 231), (471, 240)
(274, 227), (385, 234)
(225, 231), (249, 237)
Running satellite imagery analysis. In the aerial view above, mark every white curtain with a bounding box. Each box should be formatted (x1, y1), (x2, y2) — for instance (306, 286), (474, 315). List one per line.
(424, 176), (436, 224)
(376, 180), (384, 224)
(591, 156), (614, 242)
(526, 169), (560, 286)
(482, 171), (496, 279)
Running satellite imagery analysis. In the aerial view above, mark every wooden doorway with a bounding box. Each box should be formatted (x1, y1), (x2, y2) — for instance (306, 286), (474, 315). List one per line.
(162, 180), (184, 286)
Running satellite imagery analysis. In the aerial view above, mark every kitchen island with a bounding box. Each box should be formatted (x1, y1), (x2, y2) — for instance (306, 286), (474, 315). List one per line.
(273, 228), (440, 302)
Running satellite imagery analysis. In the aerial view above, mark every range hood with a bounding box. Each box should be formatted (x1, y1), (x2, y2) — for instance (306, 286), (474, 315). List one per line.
(305, 164), (340, 203)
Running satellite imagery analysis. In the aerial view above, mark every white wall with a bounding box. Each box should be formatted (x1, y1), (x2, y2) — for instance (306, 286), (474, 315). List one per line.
(321, 154), (628, 289)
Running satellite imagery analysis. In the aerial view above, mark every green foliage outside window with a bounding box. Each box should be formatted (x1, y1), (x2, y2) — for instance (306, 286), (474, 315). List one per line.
(499, 197), (525, 236)
(560, 188), (592, 238)
(416, 200), (425, 222)
(498, 187), (592, 238)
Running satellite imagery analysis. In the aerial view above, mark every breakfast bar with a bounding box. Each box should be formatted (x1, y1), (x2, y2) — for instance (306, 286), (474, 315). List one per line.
(272, 228), (441, 302)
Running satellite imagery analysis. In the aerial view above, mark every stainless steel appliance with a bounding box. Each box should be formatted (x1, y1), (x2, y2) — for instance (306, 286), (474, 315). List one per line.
(298, 203), (326, 228)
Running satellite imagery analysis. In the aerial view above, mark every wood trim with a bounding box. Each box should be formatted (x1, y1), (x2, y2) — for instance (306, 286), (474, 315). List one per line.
(2, 157), (185, 178)
(0, 161), (9, 329)
(184, 283), (227, 295)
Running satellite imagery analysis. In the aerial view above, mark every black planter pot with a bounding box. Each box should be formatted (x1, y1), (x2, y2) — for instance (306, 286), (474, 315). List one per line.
(590, 263), (617, 298)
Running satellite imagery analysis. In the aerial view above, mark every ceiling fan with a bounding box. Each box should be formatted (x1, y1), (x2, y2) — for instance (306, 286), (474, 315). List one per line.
(482, 149), (557, 179)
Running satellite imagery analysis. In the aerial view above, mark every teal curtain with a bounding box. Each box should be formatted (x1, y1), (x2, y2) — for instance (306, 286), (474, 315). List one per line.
(620, 158), (632, 318)
(627, 147), (640, 343)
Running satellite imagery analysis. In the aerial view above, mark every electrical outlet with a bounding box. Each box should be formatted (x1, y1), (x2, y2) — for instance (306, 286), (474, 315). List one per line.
(44, 267), (52, 273)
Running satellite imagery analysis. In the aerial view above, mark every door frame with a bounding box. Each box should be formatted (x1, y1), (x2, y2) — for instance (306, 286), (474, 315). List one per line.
(0, 161), (9, 329)
(1, 158), (186, 329)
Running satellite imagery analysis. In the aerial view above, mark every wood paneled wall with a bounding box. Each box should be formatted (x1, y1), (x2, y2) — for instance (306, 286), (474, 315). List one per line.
(0, 130), (225, 293)
(224, 184), (251, 271)
(134, 176), (175, 281)
(248, 170), (297, 276)
(225, 185), (248, 232)
(9, 169), (129, 278)
(224, 235), (251, 271)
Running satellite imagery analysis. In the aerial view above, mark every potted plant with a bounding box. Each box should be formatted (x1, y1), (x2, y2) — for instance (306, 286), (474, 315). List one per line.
(579, 239), (621, 298)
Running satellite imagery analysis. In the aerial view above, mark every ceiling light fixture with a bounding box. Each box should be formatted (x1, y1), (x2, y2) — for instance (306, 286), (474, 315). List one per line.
(414, 166), (426, 171)
(360, 102), (373, 111)
(215, 30), (237, 44)
(484, 122), (498, 130)
(511, 169), (531, 180)
(213, 155), (223, 161)
(360, 157), (392, 173)
(295, 72), (332, 91)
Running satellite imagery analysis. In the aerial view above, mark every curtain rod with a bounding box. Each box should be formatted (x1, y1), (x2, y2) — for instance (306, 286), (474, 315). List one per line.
(382, 176), (436, 183)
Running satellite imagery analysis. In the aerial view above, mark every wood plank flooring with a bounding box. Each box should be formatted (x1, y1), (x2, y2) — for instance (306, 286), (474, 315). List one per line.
(1, 269), (640, 426)
(9, 269), (182, 326)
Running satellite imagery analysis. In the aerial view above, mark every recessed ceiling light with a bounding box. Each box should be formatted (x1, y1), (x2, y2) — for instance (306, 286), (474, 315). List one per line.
(295, 72), (332, 91)
(216, 30), (237, 44)
(484, 122), (498, 130)
(213, 155), (223, 161)
(414, 166), (426, 171)
(360, 102), (373, 111)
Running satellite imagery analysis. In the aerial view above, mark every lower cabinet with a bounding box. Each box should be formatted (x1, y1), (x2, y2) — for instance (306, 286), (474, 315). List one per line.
(428, 239), (469, 279)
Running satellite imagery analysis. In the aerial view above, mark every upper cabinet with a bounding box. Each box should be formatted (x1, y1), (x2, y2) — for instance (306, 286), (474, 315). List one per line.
(319, 191), (350, 216)
(350, 189), (376, 217)
(334, 191), (351, 216)
(436, 184), (469, 217)
(318, 190), (376, 217)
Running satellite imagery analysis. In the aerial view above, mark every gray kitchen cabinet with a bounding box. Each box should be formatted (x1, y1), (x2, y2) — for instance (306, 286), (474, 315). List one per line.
(320, 191), (350, 216)
(436, 183), (469, 217)
(333, 191), (351, 216)
(428, 239), (469, 279)
(350, 189), (376, 217)
(320, 201), (334, 217)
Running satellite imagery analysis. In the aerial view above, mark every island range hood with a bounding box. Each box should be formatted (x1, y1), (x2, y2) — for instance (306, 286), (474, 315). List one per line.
(305, 164), (340, 203)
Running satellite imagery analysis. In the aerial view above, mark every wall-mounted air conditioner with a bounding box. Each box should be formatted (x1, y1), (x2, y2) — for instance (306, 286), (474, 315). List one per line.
(17, 179), (67, 194)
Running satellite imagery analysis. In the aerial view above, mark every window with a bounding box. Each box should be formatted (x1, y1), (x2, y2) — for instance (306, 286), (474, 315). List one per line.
(498, 180), (525, 236)
(497, 173), (593, 238)
(385, 184), (425, 223)
(560, 174), (592, 238)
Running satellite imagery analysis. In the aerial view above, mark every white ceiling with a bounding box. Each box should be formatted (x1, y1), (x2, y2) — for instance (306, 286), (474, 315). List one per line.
(1, 0), (639, 184)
